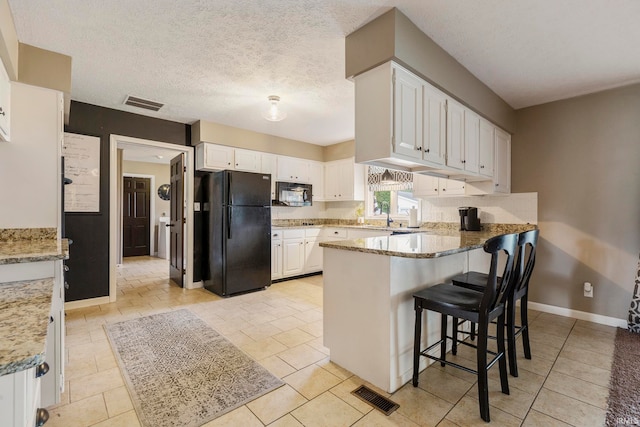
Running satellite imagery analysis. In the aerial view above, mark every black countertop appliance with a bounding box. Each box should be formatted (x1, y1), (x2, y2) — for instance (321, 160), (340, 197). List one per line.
(458, 207), (481, 231)
(202, 170), (272, 296)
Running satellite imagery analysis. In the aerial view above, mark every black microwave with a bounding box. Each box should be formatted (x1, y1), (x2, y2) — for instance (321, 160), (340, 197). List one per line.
(274, 182), (312, 207)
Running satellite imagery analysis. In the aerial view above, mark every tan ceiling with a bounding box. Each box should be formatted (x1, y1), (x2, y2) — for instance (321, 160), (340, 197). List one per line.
(8, 0), (640, 145)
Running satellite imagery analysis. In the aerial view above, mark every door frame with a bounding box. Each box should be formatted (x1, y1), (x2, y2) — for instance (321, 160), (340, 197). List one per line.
(109, 134), (195, 303)
(122, 173), (156, 257)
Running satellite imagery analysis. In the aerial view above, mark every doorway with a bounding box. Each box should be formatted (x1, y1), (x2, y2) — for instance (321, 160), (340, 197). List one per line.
(109, 135), (195, 303)
(123, 176), (151, 257)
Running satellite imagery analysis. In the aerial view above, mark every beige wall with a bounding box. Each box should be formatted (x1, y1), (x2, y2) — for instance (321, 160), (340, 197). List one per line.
(346, 8), (515, 132)
(512, 83), (640, 320)
(324, 140), (355, 161)
(18, 43), (72, 93)
(193, 120), (325, 161)
(123, 160), (171, 251)
(0, 0), (18, 79)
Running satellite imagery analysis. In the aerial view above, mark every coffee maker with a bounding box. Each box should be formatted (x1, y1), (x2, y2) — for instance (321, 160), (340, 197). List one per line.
(458, 207), (481, 231)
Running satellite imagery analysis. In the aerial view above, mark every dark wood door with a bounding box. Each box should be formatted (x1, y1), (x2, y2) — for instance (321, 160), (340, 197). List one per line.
(123, 177), (151, 257)
(170, 154), (185, 287)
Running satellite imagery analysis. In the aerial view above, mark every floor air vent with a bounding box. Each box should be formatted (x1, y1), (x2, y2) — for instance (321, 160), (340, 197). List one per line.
(124, 95), (164, 112)
(351, 385), (399, 416)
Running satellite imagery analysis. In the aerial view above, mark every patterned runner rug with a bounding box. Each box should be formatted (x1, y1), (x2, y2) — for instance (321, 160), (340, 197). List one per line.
(605, 327), (640, 426)
(105, 309), (284, 427)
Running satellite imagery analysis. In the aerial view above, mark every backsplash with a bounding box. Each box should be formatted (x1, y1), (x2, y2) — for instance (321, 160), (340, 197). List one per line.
(420, 192), (538, 224)
(272, 201), (361, 220)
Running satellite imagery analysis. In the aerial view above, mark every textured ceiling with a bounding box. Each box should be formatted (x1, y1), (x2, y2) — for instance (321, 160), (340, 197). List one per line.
(8, 0), (640, 145)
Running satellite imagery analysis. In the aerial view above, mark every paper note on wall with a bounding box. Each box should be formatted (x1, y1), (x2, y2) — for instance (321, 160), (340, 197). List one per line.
(63, 132), (101, 212)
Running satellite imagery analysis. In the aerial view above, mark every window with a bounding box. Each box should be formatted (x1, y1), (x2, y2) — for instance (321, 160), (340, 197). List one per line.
(368, 189), (420, 218)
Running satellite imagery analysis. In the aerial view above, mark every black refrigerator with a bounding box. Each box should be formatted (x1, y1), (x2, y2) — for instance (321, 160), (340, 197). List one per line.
(202, 170), (272, 297)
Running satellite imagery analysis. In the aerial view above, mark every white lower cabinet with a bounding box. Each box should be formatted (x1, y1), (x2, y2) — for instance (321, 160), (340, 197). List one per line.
(271, 232), (283, 280)
(303, 229), (323, 273)
(0, 366), (46, 427)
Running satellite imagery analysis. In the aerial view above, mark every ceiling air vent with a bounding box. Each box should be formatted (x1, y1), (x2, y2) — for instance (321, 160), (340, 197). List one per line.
(124, 95), (164, 112)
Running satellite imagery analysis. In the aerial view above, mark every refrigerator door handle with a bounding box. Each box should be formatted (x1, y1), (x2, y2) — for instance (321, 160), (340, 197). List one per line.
(227, 206), (232, 239)
(228, 173), (233, 206)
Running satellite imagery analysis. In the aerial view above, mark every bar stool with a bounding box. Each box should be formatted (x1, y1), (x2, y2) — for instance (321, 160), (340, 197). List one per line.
(451, 229), (539, 377)
(412, 233), (518, 422)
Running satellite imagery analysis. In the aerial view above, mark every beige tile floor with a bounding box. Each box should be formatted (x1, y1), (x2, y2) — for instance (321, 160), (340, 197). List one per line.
(46, 256), (616, 426)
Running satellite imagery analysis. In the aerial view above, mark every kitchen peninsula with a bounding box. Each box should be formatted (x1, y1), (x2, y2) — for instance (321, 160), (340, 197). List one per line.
(320, 225), (534, 393)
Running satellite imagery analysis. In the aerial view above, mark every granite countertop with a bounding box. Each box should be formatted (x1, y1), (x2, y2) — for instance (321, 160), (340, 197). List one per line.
(0, 238), (69, 265)
(319, 225), (536, 259)
(0, 278), (54, 376)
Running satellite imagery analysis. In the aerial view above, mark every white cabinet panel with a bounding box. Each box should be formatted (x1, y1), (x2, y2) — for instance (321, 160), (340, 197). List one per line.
(271, 238), (282, 280)
(393, 67), (422, 159)
(234, 148), (259, 172)
(446, 99), (465, 170)
(494, 128), (511, 194)
(260, 153), (277, 200)
(463, 109), (480, 174)
(304, 238), (323, 273)
(309, 161), (325, 201)
(479, 118), (495, 178)
(413, 174), (439, 197)
(195, 143), (234, 171)
(324, 158), (365, 201)
(421, 84), (447, 166)
(276, 156), (311, 183)
(282, 238), (305, 277)
(0, 62), (10, 142)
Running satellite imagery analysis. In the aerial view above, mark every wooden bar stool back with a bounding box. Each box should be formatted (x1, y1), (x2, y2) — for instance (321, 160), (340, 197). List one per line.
(452, 229), (539, 377)
(412, 233), (518, 422)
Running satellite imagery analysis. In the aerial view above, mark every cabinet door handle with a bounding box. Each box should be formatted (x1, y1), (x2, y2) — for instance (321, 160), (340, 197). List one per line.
(36, 362), (50, 378)
(415, 146), (422, 151)
(480, 165), (485, 169)
(462, 160), (466, 164)
(273, 234), (278, 237)
(35, 408), (49, 426)
(425, 148), (430, 153)
(495, 183), (499, 187)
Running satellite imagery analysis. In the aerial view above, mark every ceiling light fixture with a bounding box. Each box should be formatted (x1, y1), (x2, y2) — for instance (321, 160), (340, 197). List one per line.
(263, 95), (287, 122)
(380, 169), (396, 185)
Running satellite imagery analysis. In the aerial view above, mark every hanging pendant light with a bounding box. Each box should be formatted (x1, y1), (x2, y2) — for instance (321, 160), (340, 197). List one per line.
(263, 95), (287, 122)
(380, 169), (396, 185)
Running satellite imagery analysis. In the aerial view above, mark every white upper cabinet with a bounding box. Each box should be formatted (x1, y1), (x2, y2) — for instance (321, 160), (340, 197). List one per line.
(413, 174), (465, 197)
(309, 161), (325, 201)
(0, 62), (11, 142)
(463, 109), (480, 174)
(195, 143), (234, 171)
(478, 118), (495, 178)
(355, 61), (510, 185)
(446, 99), (480, 175)
(276, 156), (310, 183)
(393, 67), (423, 159)
(260, 153), (277, 199)
(412, 174), (439, 197)
(494, 128), (511, 193)
(446, 99), (465, 170)
(421, 84), (447, 166)
(234, 148), (260, 172)
(466, 127), (511, 195)
(324, 158), (365, 201)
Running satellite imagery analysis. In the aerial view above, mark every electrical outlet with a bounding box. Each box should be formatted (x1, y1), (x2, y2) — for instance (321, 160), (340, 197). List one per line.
(584, 282), (593, 298)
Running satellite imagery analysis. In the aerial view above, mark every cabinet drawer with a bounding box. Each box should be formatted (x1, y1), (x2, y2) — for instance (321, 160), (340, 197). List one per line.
(283, 229), (305, 239)
(324, 228), (347, 239)
(305, 228), (321, 238)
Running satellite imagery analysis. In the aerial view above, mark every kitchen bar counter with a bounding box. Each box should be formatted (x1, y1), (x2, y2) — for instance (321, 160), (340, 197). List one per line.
(322, 224), (536, 393)
(320, 226), (535, 258)
(0, 278), (54, 376)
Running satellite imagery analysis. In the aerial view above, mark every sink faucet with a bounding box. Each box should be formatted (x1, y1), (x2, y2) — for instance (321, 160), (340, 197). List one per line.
(382, 201), (394, 227)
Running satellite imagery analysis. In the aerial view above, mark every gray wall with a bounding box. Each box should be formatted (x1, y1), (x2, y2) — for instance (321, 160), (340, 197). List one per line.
(512, 83), (640, 320)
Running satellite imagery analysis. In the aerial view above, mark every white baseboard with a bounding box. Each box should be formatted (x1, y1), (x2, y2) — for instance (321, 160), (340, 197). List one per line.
(527, 301), (627, 328)
(64, 296), (110, 310)
(187, 280), (204, 290)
